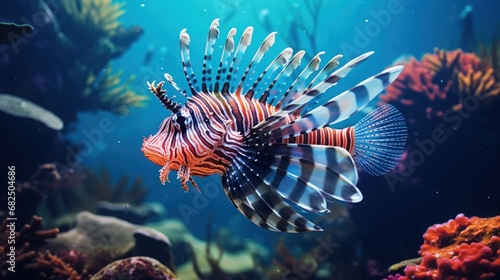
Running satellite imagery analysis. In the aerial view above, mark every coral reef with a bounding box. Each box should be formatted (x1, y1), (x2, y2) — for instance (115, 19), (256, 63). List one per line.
(380, 48), (500, 127)
(0, 216), (60, 279)
(377, 47), (500, 191)
(82, 64), (148, 115)
(90, 257), (178, 280)
(55, 0), (148, 119)
(0, 0), (146, 177)
(60, 0), (125, 38)
(386, 214), (500, 279)
(1, 213), (177, 280)
(30, 250), (86, 280)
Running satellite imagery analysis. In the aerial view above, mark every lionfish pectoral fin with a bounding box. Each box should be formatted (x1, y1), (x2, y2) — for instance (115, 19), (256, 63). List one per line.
(222, 142), (363, 232)
(223, 154), (322, 233)
(159, 161), (171, 185)
(177, 165), (200, 192)
(242, 143), (362, 204)
(353, 104), (407, 176)
(189, 176), (201, 193)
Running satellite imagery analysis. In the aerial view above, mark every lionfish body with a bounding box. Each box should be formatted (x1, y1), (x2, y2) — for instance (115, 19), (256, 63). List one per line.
(142, 19), (407, 232)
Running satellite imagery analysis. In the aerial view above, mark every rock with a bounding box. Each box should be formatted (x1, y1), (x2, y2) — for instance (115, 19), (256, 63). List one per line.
(96, 201), (164, 225)
(90, 256), (178, 280)
(45, 211), (138, 258)
(133, 227), (175, 273)
(45, 212), (173, 270)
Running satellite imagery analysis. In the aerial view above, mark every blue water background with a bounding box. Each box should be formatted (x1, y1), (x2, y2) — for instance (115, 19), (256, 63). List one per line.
(67, 0), (500, 243)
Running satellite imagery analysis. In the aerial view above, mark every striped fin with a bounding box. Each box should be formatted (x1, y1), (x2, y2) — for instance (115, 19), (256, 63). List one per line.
(353, 104), (407, 175)
(301, 54), (343, 112)
(223, 168), (280, 231)
(252, 48), (293, 101)
(239, 32), (277, 97)
(201, 19), (220, 93)
(163, 73), (188, 99)
(179, 28), (200, 94)
(251, 65), (404, 143)
(276, 52), (324, 109)
(241, 144), (360, 211)
(248, 52), (375, 139)
(214, 28), (237, 92)
(277, 54), (342, 110)
(265, 50), (305, 105)
(223, 27), (253, 93)
(304, 54), (344, 93)
(226, 155), (322, 232)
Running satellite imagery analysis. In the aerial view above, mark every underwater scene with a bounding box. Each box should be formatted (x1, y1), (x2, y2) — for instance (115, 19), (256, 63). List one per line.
(1, 0), (500, 279)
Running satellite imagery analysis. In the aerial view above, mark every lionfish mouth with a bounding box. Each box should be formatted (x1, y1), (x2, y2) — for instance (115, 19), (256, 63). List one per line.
(159, 161), (200, 192)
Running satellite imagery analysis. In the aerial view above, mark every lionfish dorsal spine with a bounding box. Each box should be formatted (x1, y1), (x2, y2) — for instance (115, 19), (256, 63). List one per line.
(223, 26), (254, 93)
(247, 51), (376, 138)
(179, 28), (200, 95)
(246, 47), (291, 102)
(258, 65), (405, 142)
(238, 31), (277, 99)
(201, 19), (220, 93)
(163, 73), (188, 99)
(266, 50), (305, 106)
(276, 51), (325, 109)
(214, 27), (237, 93)
(147, 81), (181, 113)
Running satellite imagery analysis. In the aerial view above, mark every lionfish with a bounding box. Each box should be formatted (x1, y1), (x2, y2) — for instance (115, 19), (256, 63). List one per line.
(142, 19), (407, 232)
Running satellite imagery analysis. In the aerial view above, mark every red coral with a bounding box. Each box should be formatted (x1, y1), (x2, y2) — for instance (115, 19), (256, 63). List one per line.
(380, 49), (500, 128)
(419, 213), (471, 254)
(391, 214), (500, 280)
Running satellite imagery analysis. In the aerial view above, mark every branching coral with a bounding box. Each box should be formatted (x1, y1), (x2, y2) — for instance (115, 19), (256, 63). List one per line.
(28, 250), (84, 280)
(84, 64), (148, 115)
(56, 0), (147, 119)
(380, 49), (500, 125)
(386, 214), (500, 280)
(0, 216), (60, 279)
(61, 0), (125, 38)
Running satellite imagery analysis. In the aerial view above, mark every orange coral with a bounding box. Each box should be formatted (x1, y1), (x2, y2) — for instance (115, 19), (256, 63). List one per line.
(380, 49), (500, 122)
(387, 214), (500, 280)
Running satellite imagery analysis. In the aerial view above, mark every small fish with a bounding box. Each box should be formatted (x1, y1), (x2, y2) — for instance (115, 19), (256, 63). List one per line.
(0, 22), (34, 45)
(143, 44), (155, 67)
(141, 19), (407, 232)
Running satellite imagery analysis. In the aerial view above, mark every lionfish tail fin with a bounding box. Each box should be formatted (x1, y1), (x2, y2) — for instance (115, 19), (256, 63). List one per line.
(353, 104), (407, 176)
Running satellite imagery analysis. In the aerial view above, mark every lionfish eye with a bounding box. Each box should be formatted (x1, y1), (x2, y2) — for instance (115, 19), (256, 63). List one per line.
(172, 110), (192, 132)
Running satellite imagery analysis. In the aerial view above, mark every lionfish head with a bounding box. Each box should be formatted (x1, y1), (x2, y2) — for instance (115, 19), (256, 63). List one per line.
(141, 80), (232, 192)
